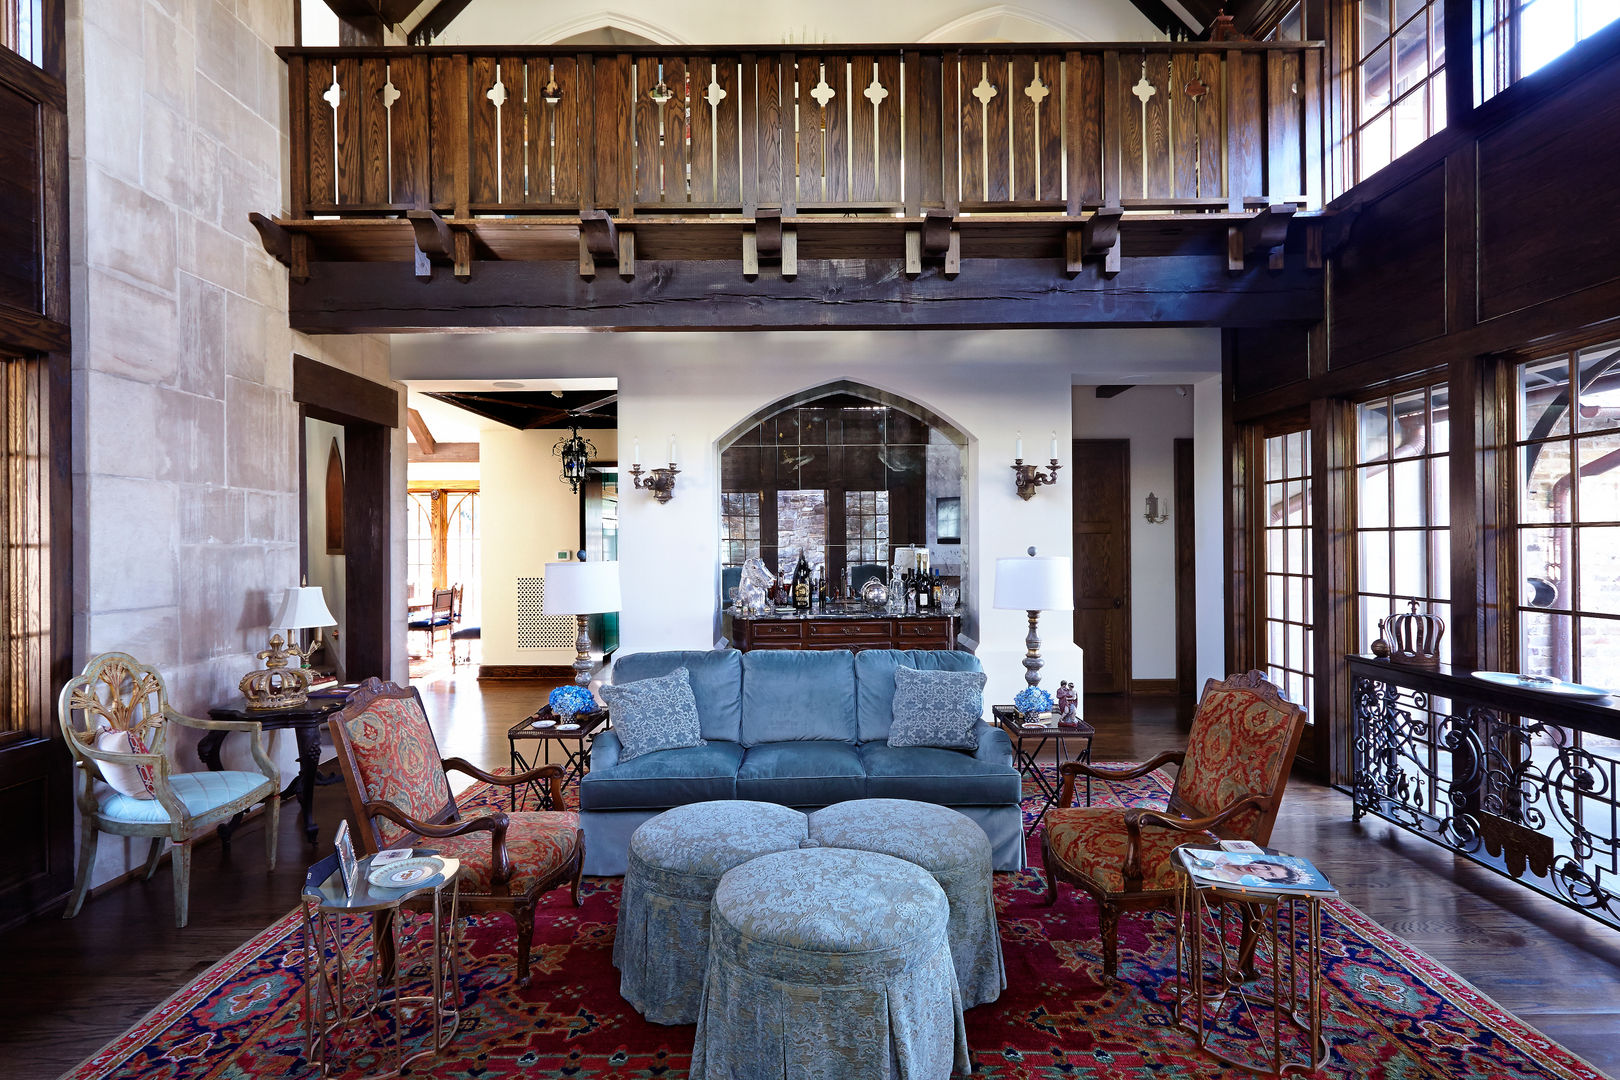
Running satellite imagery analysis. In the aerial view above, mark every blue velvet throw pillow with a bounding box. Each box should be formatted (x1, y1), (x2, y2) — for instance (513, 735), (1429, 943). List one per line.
(888, 665), (987, 750)
(599, 667), (707, 763)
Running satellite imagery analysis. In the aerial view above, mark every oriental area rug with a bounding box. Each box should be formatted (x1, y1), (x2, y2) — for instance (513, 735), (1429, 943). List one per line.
(65, 767), (1605, 1080)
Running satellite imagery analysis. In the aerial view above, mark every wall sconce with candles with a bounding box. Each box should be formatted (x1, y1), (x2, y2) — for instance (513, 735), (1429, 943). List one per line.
(629, 436), (681, 504)
(1143, 492), (1170, 524)
(1011, 430), (1062, 501)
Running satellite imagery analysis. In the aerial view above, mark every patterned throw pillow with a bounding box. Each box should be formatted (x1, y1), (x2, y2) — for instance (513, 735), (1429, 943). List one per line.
(94, 725), (158, 799)
(600, 667), (706, 763)
(888, 665), (987, 750)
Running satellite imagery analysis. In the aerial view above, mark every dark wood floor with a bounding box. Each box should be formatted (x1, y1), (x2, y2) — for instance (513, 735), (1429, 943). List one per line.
(4, 674), (1618, 1078)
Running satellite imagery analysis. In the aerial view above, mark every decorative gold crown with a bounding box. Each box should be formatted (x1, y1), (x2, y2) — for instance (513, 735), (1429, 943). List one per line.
(1386, 600), (1445, 669)
(240, 634), (313, 710)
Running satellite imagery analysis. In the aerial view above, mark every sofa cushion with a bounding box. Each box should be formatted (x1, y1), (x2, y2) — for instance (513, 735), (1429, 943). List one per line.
(857, 742), (1021, 806)
(889, 665), (987, 750)
(736, 742), (866, 806)
(599, 667), (706, 763)
(612, 650), (745, 742)
(739, 650), (857, 746)
(578, 740), (744, 811)
(855, 649), (985, 743)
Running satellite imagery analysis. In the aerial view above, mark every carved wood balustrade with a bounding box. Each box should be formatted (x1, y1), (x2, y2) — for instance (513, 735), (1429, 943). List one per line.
(279, 42), (1325, 221)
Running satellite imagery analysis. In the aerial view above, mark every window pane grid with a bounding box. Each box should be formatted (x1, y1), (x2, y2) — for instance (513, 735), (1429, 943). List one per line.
(1261, 429), (1314, 717)
(1357, 0), (1446, 180)
(721, 492), (762, 568)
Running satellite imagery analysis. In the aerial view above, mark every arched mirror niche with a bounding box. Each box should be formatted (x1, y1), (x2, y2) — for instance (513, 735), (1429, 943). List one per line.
(716, 381), (971, 633)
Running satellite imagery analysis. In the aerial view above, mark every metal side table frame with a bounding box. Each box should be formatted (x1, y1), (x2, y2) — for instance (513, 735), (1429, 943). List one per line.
(992, 706), (1095, 835)
(301, 853), (463, 1080)
(507, 707), (607, 809)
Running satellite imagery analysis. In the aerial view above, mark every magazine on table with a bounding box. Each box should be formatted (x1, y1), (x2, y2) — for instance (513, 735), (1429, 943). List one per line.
(1175, 845), (1335, 895)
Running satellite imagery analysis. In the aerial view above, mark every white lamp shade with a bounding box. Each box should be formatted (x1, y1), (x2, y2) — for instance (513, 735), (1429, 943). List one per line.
(544, 561), (622, 615)
(272, 585), (337, 630)
(993, 554), (1074, 612)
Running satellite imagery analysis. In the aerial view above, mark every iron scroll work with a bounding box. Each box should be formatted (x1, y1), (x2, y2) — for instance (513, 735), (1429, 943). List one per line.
(1350, 657), (1620, 929)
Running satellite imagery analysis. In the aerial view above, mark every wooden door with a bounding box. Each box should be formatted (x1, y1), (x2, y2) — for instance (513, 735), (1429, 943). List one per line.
(1072, 439), (1130, 694)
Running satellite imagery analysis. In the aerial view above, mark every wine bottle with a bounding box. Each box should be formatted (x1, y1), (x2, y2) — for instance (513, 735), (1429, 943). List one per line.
(792, 553), (812, 611)
(914, 567), (931, 610)
(931, 569), (943, 609)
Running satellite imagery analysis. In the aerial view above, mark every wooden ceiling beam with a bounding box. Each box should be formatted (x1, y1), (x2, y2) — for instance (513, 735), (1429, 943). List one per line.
(405, 407), (437, 454)
(407, 0), (476, 45)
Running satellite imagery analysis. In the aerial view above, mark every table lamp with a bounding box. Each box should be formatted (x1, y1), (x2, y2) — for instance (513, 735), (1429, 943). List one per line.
(544, 559), (623, 686)
(241, 585), (337, 711)
(993, 547), (1074, 691)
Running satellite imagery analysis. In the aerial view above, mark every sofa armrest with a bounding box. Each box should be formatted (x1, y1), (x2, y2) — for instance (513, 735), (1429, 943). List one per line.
(589, 729), (623, 771)
(973, 722), (1013, 766)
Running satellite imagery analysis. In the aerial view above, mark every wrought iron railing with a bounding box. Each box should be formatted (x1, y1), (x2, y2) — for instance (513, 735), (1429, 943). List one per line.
(277, 42), (1324, 219)
(1350, 656), (1620, 929)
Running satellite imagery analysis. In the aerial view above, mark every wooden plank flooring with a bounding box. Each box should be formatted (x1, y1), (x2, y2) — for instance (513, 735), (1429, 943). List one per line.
(2, 674), (1618, 1077)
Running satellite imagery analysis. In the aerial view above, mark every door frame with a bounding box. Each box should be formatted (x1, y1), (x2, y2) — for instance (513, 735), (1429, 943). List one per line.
(1072, 438), (1132, 695)
(1174, 437), (1197, 697)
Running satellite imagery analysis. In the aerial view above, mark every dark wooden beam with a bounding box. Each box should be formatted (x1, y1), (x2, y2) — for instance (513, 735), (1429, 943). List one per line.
(408, 441), (478, 463)
(0, 304), (68, 354)
(292, 353), (400, 428)
(288, 255), (1322, 333)
(405, 407), (436, 454)
(408, 0), (475, 45)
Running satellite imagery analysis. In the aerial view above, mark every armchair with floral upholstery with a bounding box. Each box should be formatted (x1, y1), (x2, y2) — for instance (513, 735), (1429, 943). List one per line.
(328, 678), (584, 985)
(59, 652), (282, 928)
(1040, 670), (1306, 981)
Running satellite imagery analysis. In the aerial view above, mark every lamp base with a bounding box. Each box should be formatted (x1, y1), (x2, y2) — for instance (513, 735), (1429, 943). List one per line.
(572, 615), (594, 687)
(1022, 609), (1044, 688)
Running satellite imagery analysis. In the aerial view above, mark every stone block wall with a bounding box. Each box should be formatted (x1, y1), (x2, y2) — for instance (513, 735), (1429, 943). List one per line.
(68, 0), (404, 889)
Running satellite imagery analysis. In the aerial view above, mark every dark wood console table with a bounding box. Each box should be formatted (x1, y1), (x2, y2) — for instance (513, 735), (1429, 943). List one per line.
(731, 612), (957, 652)
(203, 697), (347, 844)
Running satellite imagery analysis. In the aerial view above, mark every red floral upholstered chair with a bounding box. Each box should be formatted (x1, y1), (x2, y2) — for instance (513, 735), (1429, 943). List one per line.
(1040, 670), (1306, 980)
(329, 678), (584, 985)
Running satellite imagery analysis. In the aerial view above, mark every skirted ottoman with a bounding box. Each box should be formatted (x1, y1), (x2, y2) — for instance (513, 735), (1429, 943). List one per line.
(692, 847), (972, 1080)
(613, 800), (808, 1024)
(807, 799), (1006, 1008)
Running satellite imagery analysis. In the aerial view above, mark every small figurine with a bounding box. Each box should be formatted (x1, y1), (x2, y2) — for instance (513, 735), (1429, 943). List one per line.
(1056, 680), (1079, 727)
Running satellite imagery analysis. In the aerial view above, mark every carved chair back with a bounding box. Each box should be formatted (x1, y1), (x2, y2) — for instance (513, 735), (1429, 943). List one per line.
(450, 583), (464, 624)
(58, 652), (173, 785)
(1166, 670), (1306, 844)
(431, 587), (454, 622)
(328, 677), (459, 853)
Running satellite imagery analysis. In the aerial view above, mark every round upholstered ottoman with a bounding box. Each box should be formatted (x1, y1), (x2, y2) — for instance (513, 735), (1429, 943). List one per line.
(808, 798), (1006, 1008)
(614, 800), (808, 1024)
(691, 847), (971, 1080)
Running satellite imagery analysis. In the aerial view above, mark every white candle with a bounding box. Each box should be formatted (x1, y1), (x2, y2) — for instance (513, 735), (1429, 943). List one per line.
(633, 439), (641, 467)
(669, 435), (678, 463)
(1015, 432), (1024, 459)
(1050, 431), (1058, 460)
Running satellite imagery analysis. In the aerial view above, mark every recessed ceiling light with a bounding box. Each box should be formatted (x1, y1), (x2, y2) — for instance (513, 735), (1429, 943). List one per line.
(493, 380), (524, 389)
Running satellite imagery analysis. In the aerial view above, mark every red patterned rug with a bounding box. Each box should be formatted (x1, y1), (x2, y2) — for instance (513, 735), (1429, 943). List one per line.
(65, 767), (1607, 1080)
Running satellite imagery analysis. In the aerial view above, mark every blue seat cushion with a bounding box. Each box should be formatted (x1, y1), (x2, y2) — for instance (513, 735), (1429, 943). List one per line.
(736, 742), (866, 806)
(613, 650), (745, 742)
(857, 743), (1021, 806)
(96, 771), (272, 825)
(855, 649), (985, 743)
(578, 740), (744, 811)
(740, 650), (857, 746)
(451, 625), (481, 641)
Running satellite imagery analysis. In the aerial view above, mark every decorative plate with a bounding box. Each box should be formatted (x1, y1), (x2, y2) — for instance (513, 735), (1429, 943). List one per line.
(532, 717), (557, 728)
(366, 856), (443, 889)
(555, 722), (582, 732)
(1472, 671), (1615, 699)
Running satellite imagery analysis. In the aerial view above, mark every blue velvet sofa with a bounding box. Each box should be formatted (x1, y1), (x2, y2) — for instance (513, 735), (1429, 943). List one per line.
(577, 649), (1024, 874)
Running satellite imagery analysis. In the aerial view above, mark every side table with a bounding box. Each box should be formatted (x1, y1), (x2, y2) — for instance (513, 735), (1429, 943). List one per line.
(301, 851), (463, 1080)
(992, 706), (1094, 835)
(507, 706), (607, 809)
(205, 697), (347, 844)
(1170, 848), (1334, 1076)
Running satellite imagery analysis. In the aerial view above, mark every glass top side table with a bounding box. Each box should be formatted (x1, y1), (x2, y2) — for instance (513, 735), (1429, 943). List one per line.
(300, 852), (463, 1080)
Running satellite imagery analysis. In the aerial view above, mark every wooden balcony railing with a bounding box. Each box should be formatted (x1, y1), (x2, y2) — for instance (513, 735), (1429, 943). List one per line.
(280, 42), (1324, 221)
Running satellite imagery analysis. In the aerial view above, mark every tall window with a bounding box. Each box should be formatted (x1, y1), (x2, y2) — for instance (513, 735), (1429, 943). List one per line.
(844, 491), (890, 565)
(407, 487), (481, 605)
(1, 0), (39, 66)
(408, 492), (434, 601)
(1516, 339), (1620, 683)
(721, 492), (761, 567)
(1260, 429), (1315, 711)
(1, 358), (48, 735)
(1267, 2), (1305, 40)
(1479, 0), (1619, 101)
(1355, 385), (1452, 653)
(1357, 0), (1447, 178)
(445, 491), (480, 623)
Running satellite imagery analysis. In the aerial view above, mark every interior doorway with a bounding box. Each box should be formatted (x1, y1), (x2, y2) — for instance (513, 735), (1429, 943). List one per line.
(1072, 439), (1131, 695)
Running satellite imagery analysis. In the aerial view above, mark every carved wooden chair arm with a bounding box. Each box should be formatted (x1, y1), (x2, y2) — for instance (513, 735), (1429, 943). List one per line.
(1119, 794), (1273, 888)
(362, 800), (515, 887)
(444, 757), (567, 808)
(1056, 750), (1187, 808)
(165, 710), (278, 785)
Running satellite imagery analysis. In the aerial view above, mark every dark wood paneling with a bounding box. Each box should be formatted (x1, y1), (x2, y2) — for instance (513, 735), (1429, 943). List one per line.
(292, 353), (400, 428)
(1329, 163), (1447, 369)
(1073, 439), (1130, 695)
(1230, 326), (1311, 400)
(0, 82), (38, 313)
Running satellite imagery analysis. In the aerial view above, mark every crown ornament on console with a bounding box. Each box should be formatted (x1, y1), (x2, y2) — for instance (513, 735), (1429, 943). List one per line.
(240, 635), (315, 711)
(1385, 600), (1445, 669)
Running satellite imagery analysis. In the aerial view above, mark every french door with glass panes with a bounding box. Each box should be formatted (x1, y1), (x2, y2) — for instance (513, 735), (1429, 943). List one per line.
(1254, 427), (1317, 757)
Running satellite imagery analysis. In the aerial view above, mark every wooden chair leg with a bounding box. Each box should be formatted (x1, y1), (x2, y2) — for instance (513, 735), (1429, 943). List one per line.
(143, 836), (165, 881)
(63, 818), (99, 919)
(171, 841), (193, 928)
(1039, 831), (1060, 906)
(374, 909), (397, 986)
(515, 901), (536, 986)
(1100, 902), (1121, 980)
(265, 789), (281, 871)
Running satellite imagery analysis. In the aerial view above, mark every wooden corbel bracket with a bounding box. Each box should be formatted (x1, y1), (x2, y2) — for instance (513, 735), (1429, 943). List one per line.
(743, 208), (796, 279)
(406, 209), (472, 281)
(1065, 205), (1123, 277)
(1227, 203), (1297, 272)
(905, 208), (960, 277)
(577, 210), (634, 279)
(248, 212), (309, 284)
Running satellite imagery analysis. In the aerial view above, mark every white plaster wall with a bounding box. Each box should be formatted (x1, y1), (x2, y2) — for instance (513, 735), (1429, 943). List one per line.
(68, 0), (406, 890)
(437, 0), (1163, 47)
(481, 427), (618, 667)
(394, 328), (1220, 711)
(1193, 374), (1227, 684)
(1070, 385), (1194, 681)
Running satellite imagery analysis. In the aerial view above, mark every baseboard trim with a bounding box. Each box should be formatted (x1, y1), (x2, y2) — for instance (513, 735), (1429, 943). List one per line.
(478, 664), (576, 680)
(1130, 678), (1180, 695)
